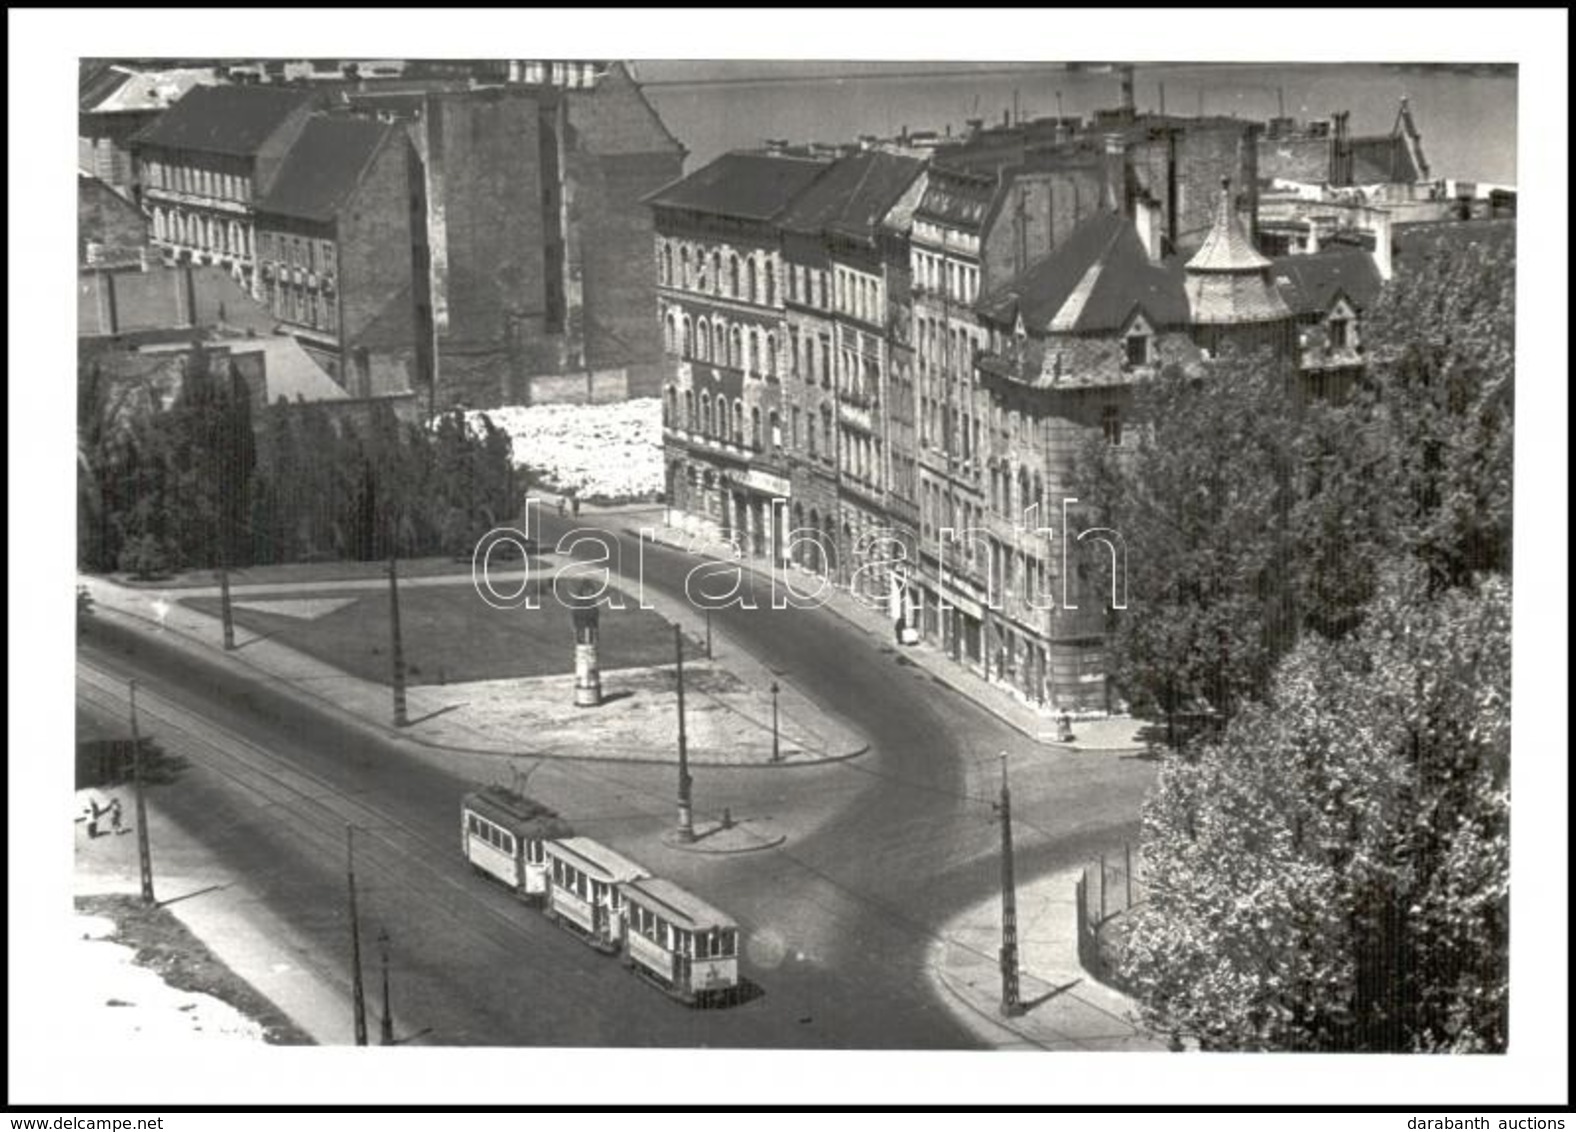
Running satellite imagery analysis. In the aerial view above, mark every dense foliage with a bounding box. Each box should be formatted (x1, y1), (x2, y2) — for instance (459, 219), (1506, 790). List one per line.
(77, 349), (521, 574)
(1083, 224), (1514, 1051)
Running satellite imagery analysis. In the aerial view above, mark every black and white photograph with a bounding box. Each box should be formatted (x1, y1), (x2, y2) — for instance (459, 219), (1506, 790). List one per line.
(9, 7), (1568, 1112)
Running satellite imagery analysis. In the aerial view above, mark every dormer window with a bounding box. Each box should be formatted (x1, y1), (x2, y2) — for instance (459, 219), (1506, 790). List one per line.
(1125, 330), (1151, 367)
(1328, 315), (1350, 351)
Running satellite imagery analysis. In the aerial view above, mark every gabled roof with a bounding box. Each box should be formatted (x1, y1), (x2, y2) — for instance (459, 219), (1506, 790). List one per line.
(130, 84), (316, 156)
(566, 62), (686, 158)
(1271, 248), (1384, 316)
(778, 150), (925, 238)
(644, 151), (831, 222)
(255, 115), (394, 222)
(978, 210), (1190, 334)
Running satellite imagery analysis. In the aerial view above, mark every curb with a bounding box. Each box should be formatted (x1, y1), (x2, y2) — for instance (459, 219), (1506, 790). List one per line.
(88, 601), (871, 770)
(658, 831), (788, 855)
(626, 526), (1103, 750)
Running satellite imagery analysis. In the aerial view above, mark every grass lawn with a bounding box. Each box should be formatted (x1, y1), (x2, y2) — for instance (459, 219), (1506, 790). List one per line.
(183, 580), (677, 686)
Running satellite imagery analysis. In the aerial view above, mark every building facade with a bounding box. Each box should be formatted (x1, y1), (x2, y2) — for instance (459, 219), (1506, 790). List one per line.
(130, 85), (321, 296)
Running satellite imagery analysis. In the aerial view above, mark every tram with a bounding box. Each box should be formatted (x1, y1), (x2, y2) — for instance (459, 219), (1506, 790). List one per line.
(460, 787), (574, 903)
(541, 837), (649, 954)
(621, 876), (742, 1006)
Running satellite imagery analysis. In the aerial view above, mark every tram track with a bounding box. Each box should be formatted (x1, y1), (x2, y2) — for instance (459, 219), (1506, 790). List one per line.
(76, 660), (614, 1032)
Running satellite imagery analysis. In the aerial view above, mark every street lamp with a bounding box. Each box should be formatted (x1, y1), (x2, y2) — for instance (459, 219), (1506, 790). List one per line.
(378, 927), (394, 1046)
(770, 681), (781, 763)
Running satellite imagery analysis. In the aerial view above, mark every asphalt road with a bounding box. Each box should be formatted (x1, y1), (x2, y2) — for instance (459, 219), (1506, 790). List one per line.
(77, 516), (1155, 1048)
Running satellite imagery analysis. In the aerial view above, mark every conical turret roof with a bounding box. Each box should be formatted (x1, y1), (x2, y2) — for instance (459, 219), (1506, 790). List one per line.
(1184, 178), (1291, 325)
(1187, 178), (1274, 272)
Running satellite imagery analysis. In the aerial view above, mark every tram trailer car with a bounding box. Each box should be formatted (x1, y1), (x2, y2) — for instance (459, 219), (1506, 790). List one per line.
(622, 876), (742, 1007)
(461, 787), (575, 902)
(542, 837), (649, 954)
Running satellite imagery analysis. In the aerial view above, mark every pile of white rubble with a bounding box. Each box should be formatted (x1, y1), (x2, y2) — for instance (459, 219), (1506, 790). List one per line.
(468, 399), (663, 501)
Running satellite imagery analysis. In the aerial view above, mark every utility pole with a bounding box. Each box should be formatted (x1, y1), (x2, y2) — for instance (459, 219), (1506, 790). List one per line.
(770, 680), (781, 763)
(997, 752), (1024, 1016)
(378, 927), (394, 1046)
(217, 562), (236, 650)
(347, 826), (368, 1046)
(127, 681), (155, 905)
(388, 554), (408, 727)
(705, 607), (713, 660)
(674, 625), (694, 842)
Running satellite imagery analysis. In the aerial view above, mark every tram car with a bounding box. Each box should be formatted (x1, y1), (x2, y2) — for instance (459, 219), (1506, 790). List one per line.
(621, 876), (742, 1006)
(460, 787), (575, 903)
(541, 837), (649, 954)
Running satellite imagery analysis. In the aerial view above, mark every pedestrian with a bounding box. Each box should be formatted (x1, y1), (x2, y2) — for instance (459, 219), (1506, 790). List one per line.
(571, 495), (581, 518)
(109, 797), (125, 835)
(86, 796), (104, 839)
(557, 497), (567, 519)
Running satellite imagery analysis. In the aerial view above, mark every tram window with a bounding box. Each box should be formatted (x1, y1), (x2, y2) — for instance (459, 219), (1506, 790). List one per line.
(576, 875), (588, 900)
(502, 833), (514, 855)
(722, 930), (737, 957)
(695, 932), (709, 959)
(467, 815), (478, 837)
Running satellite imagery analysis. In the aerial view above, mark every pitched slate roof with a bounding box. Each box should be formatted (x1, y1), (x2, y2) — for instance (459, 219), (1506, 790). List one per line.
(778, 150), (925, 238)
(255, 115), (394, 222)
(1271, 248), (1384, 316)
(130, 84), (316, 156)
(978, 209), (1190, 334)
(644, 151), (831, 221)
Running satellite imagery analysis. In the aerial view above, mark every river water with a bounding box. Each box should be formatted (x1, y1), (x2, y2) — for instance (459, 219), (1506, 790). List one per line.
(636, 62), (1517, 186)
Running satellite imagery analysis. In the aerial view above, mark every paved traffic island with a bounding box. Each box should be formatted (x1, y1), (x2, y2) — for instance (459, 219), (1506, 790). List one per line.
(81, 565), (868, 769)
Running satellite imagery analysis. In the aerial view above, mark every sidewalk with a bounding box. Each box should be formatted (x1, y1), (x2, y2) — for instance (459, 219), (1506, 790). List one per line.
(79, 560), (867, 770)
(72, 788), (348, 1044)
(925, 865), (1163, 1051)
(616, 511), (1153, 753)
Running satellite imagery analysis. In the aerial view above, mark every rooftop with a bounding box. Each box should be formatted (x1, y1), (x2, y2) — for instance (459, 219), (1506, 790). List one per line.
(645, 150), (832, 222)
(255, 115), (395, 222)
(623, 876), (737, 931)
(979, 210), (1190, 333)
(1271, 247), (1384, 316)
(130, 84), (318, 157)
(544, 837), (649, 883)
(778, 150), (925, 239)
(83, 66), (221, 115)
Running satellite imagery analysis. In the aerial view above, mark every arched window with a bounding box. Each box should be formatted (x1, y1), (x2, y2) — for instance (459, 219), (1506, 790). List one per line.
(765, 333), (777, 378)
(730, 255), (741, 298)
(769, 410), (781, 452)
(747, 258), (758, 305)
(661, 242), (672, 285)
(1017, 467), (1031, 520)
(714, 321), (727, 362)
(765, 260), (776, 306)
(730, 327), (742, 369)
(700, 393), (712, 437)
(696, 318), (710, 362)
(682, 316), (694, 357)
(751, 406), (762, 450)
(733, 399), (744, 446)
(680, 247), (691, 289)
(711, 251), (721, 293)
(664, 311), (677, 353)
(153, 209), (166, 241)
(685, 389), (696, 428)
(749, 329), (760, 375)
(666, 386), (676, 426)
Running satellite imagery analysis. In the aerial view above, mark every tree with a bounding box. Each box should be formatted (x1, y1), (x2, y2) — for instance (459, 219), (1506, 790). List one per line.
(1120, 562), (1510, 1052)
(1074, 348), (1309, 735)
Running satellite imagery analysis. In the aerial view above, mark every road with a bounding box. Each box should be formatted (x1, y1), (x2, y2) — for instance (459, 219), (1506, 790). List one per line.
(76, 516), (1155, 1048)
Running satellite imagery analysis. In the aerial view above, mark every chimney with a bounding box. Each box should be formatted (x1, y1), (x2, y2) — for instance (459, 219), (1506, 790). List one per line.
(966, 117), (984, 138)
(1135, 195), (1164, 261)
(1102, 133), (1128, 213)
(1119, 64), (1136, 115)
(1369, 206), (1393, 281)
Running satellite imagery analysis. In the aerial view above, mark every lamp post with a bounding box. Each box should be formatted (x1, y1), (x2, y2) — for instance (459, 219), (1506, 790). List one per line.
(770, 681), (781, 763)
(674, 625), (694, 842)
(378, 927), (394, 1046)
